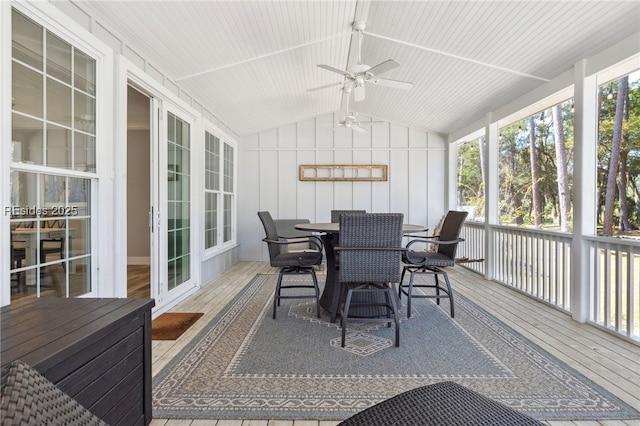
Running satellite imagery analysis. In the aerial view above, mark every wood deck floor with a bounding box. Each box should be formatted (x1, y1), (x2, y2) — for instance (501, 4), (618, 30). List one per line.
(150, 261), (640, 426)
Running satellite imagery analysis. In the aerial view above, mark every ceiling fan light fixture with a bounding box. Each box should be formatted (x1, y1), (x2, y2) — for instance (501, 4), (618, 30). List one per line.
(352, 20), (366, 33)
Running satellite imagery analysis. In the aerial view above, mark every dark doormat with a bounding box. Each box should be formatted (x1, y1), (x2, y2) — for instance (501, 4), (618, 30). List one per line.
(152, 312), (204, 340)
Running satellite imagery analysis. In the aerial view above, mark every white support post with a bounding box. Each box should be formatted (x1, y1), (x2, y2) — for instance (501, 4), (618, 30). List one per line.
(447, 135), (457, 210)
(484, 115), (499, 281)
(0, 1), (11, 306)
(572, 59), (598, 323)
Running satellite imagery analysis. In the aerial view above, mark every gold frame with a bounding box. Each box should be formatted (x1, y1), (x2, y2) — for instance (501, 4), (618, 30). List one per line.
(299, 164), (388, 181)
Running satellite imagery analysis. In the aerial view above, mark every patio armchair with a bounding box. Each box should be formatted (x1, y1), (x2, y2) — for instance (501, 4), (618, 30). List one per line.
(336, 213), (405, 347)
(258, 211), (323, 319)
(399, 210), (468, 318)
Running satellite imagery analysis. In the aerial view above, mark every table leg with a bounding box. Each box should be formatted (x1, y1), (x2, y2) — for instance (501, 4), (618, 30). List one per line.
(319, 234), (342, 322)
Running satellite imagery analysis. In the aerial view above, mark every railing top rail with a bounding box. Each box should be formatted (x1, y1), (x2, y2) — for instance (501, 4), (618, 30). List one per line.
(461, 220), (485, 228)
(584, 234), (640, 249)
(463, 222), (573, 240)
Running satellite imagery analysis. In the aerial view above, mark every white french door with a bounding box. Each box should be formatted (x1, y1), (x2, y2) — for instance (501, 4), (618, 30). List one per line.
(151, 100), (196, 305)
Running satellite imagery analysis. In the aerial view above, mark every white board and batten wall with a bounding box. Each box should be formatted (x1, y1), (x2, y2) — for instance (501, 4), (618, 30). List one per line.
(238, 112), (448, 262)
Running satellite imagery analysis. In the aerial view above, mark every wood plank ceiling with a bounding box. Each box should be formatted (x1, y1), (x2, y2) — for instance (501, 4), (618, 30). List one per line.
(74, 1), (640, 137)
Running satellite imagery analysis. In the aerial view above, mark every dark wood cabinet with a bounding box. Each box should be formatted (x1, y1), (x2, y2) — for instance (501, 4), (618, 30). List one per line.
(1, 297), (155, 426)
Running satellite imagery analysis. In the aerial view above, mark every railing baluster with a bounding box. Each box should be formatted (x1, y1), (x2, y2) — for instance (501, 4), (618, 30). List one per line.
(604, 247), (612, 329)
(616, 249), (623, 333)
(627, 247), (640, 336)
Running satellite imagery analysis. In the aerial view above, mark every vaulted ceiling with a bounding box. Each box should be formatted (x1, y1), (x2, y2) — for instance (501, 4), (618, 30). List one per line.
(74, 1), (640, 137)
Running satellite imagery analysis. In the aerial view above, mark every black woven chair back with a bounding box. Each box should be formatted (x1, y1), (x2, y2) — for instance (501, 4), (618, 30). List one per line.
(437, 210), (468, 260)
(257, 211), (282, 262)
(338, 213), (404, 284)
(330, 209), (366, 223)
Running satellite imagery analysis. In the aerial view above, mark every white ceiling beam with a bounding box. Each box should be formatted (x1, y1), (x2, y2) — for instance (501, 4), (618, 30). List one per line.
(364, 30), (550, 83)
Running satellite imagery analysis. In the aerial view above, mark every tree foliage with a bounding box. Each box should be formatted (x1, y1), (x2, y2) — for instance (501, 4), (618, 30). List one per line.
(598, 72), (640, 236)
(495, 100), (574, 228)
(457, 138), (485, 219)
(457, 70), (640, 236)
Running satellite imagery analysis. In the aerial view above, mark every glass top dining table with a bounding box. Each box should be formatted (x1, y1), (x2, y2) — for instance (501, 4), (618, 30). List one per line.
(295, 222), (428, 322)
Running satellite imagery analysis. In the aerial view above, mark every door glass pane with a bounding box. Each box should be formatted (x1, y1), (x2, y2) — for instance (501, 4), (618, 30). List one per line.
(46, 30), (72, 84)
(69, 258), (90, 297)
(11, 220), (37, 268)
(167, 113), (191, 291)
(205, 193), (218, 249)
(12, 62), (43, 118)
(69, 218), (90, 257)
(46, 123), (71, 169)
(12, 113), (44, 164)
(74, 49), (95, 95)
(41, 174), (65, 205)
(47, 77), (72, 127)
(69, 176), (90, 207)
(74, 132), (96, 173)
(12, 9), (43, 70)
(224, 194), (232, 242)
(74, 90), (96, 134)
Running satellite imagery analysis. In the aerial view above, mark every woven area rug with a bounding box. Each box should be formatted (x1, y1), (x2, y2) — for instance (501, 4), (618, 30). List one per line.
(152, 274), (640, 421)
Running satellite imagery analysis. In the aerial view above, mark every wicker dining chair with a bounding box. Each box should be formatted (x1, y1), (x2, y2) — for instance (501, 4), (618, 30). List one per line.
(330, 209), (366, 223)
(336, 213), (405, 347)
(258, 211), (323, 319)
(329, 210), (366, 271)
(399, 210), (468, 318)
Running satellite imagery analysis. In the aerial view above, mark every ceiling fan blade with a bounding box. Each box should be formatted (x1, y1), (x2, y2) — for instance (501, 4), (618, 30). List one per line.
(352, 124), (367, 133)
(308, 82), (343, 92)
(354, 84), (365, 102)
(372, 77), (414, 90)
(317, 64), (351, 77)
(366, 59), (400, 76)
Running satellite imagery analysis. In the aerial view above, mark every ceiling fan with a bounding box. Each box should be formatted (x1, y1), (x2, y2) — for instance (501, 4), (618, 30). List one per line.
(314, 21), (414, 102)
(334, 86), (383, 133)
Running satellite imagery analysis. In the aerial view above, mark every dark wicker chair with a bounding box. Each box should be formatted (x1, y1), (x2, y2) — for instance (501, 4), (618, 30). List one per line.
(330, 209), (366, 223)
(258, 211), (323, 319)
(273, 218), (314, 253)
(399, 210), (468, 318)
(1, 360), (107, 426)
(338, 381), (544, 425)
(329, 210), (366, 271)
(336, 213), (405, 347)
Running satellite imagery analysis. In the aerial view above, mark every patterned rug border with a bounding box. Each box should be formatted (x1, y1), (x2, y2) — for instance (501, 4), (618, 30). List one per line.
(152, 273), (640, 421)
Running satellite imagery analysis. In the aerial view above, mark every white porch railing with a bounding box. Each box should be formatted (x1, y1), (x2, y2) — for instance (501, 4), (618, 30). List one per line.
(491, 225), (572, 311)
(458, 221), (485, 275)
(459, 223), (639, 342)
(586, 236), (640, 341)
